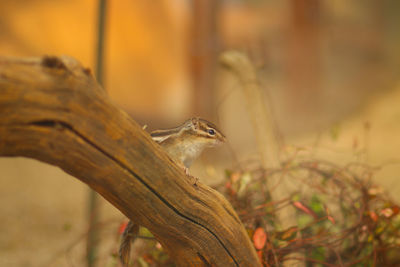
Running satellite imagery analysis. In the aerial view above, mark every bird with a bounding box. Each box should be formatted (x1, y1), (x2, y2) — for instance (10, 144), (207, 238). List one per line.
(119, 117), (226, 266)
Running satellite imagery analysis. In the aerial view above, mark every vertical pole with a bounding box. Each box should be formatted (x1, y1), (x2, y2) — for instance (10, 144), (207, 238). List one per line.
(285, 2), (321, 265)
(286, 0), (321, 115)
(95, 0), (107, 87)
(188, 0), (220, 118)
(87, 0), (107, 266)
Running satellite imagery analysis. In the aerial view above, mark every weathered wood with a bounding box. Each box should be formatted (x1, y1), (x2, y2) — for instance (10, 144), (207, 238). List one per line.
(0, 56), (260, 266)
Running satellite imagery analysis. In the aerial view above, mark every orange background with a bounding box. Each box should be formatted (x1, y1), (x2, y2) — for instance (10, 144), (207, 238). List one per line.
(1, 1), (400, 266)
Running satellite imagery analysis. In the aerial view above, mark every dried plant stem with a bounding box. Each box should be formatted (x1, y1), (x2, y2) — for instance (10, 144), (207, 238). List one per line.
(87, 1), (108, 266)
(220, 50), (305, 267)
(220, 51), (280, 169)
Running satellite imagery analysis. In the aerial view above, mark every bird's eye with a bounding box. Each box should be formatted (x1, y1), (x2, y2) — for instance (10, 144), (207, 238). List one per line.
(208, 129), (215, 135)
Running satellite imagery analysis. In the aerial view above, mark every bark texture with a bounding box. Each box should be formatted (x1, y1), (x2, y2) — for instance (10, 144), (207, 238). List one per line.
(0, 56), (260, 266)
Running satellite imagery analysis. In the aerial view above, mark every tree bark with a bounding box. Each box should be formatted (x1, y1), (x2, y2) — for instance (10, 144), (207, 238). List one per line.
(0, 55), (260, 266)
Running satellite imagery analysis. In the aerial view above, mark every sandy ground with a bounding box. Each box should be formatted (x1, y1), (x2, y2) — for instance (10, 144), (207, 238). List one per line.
(1, 86), (400, 267)
(291, 86), (400, 200)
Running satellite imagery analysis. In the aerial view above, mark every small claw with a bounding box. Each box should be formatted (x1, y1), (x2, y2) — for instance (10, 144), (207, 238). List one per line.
(181, 166), (198, 186)
(188, 174), (199, 186)
(193, 176), (199, 186)
(184, 167), (190, 175)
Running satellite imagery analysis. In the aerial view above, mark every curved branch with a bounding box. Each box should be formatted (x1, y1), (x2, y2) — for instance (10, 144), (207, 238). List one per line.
(0, 55), (260, 266)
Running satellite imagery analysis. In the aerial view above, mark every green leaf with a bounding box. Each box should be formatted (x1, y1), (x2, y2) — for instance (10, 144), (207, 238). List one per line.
(297, 214), (313, 228)
(237, 172), (252, 198)
(140, 227), (154, 238)
(291, 193), (301, 202)
(310, 246), (326, 264)
(310, 195), (324, 216)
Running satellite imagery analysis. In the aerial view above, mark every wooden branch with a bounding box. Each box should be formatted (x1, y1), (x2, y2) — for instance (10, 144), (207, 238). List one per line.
(0, 56), (260, 266)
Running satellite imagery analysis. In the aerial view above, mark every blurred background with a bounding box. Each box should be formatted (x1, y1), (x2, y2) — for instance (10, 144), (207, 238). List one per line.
(1, 0), (400, 266)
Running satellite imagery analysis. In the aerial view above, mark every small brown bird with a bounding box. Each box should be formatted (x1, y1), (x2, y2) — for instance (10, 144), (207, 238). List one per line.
(119, 117), (226, 266)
